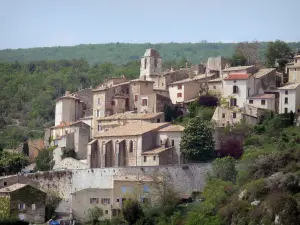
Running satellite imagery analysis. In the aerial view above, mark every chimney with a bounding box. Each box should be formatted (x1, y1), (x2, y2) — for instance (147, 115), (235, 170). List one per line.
(185, 61), (189, 68)
(65, 91), (70, 96)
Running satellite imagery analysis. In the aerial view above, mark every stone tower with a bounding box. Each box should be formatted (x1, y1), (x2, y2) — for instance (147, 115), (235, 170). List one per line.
(140, 48), (162, 79)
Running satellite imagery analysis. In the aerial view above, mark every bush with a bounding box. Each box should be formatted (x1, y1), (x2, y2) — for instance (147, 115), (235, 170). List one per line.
(61, 148), (76, 159)
(198, 95), (219, 107)
(212, 157), (237, 183)
(219, 139), (243, 159)
(122, 199), (144, 225)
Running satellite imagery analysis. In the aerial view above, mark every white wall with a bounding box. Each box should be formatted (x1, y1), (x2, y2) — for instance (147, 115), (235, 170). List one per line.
(279, 89), (297, 113)
(223, 79), (248, 107)
(169, 84), (184, 104)
(247, 98), (276, 111)
(140, 57), (162, 78)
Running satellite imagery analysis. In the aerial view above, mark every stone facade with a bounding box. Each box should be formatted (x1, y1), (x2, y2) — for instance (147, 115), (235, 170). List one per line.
(0, 184), (46, 223)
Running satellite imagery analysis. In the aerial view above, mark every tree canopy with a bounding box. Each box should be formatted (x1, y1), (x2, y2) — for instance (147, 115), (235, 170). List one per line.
(265, 40), (293, 68)
(180, 116), (215, 161)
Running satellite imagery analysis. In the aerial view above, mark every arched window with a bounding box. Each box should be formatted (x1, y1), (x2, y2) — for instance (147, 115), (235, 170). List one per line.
(172, 140), (175, 146)
(129, 140), (133, 152)
(233, 85), (238, 94)
(154, 58), (157, 67)
(144, 59), (147, 69)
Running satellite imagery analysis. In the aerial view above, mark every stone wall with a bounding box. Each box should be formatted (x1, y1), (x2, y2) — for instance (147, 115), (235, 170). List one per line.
(22, 164), (211, 198)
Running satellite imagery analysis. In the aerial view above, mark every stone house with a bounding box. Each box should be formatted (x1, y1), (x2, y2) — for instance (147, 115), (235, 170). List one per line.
(48, 121), (91, 166)
(87, 122), (184, 168)
(286, 55), (300, 83)
(208, 78), (224, 95)
(168, 73), (216, 104)
(0, 183), (46, 223)
(71, 175), (158, 222)
(246, 94), (276, 112)
(278, 83), (300, 114)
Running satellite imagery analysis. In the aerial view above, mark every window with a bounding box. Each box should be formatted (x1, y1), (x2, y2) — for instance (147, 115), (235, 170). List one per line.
(144, 59), (147, 69)
(222, 113), (225, 118)
(98, 123), (102, 132)
(160, 140), (162, 146)
(31, 204), (36, 211)
(157, 119), (160, 123)
(111, 100), (115, 106)
(178, 84), (182, 90)
(134, 95), (138, 102)
(230, 98), (237, 107)
(232, 113), (236, 118)
(129, 140), (133, 152)
(285, 90), (288, 95)
(233, 85), (238, 94)
(90, 198), (99, 204)
(97, 98), (101, 105)
(105, 210), (108, 214)
(116, 199), (120, 202)
(162, 83), (164, 86)
(153, 156), (156, 161)
(172, 140), (175, 146)
(285, 97), (288, 104)
(101, 198), (110, 204)
(261, 100), (265, 105)
(96, 110), (100, 117)
(285, 108), (288, 113)
(18, 203), (25, 210)
(177, 93), (182, 98)
(142, 99), (148, 106)
(144, 156), (147, 162)
(213, 86), (216, 89)
(249, 100), (253, 104)
(143, 185), (150, 193)
(121, 187), (127, 193)
(4, 182), (7, 186)
(154, 58), (157, 67)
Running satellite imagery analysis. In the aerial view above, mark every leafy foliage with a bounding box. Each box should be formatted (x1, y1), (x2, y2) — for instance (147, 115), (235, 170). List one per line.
(265, 40), (293, 68)
(180, 116), (215, 161)
(122, 199), (144, 225)
(0, 197), (10, 219)
(45, 191), (62, 221)
(0, 151), (29, 175)
(88, 206), (103, 225)
(35, 146), (56, 171)
(61, 148), (76, 159)
(211, 157), (238, 183)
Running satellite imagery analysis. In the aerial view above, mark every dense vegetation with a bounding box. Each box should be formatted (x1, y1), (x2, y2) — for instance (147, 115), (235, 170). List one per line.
(1, 42), (300, 65)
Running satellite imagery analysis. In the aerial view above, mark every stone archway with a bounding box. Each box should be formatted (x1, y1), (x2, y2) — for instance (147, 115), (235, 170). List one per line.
(118, 140), (127, 167)
(105, 141), (113, 167)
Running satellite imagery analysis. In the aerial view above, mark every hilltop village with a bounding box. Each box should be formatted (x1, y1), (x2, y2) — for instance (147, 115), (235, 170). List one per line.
(2, 47), (300, 224)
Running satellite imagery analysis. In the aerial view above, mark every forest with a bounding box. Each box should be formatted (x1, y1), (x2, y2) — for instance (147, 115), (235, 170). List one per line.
(1, 42), (300, 65)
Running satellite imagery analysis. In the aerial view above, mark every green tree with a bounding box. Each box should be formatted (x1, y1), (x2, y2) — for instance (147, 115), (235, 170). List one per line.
(45, 191), (62, 221)
(180, 116), (215, 161)
(211, 157), (237, 183)
(61, 148), (76, 159)
(122, 199), (144, 225)
(231, 50), (247, 66)
(88, 206), (103, 225)
(265, 40), (292, 68)
(35, 147), (55, 171)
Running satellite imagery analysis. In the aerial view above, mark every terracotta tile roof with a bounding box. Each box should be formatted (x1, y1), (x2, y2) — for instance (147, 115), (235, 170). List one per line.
(248, 94), (275, 99)
(158, 125), (185, 132)
(278, 83), (300, 90)
(50, 121), (87, 129)
(0, 183), (27, 193)
(224, 74), (249, 80)
(170, 73), (215, 85)
(142, 146), (173, 155)
(130, 78), (155, 83)
(95, 121), (170, 137)
(253, 68), (276, 78)
(222, 65), (255, 72)
(97, 112), (164, 121)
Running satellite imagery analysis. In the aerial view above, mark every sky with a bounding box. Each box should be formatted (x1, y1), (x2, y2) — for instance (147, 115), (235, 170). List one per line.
(0, 0), (299, 49)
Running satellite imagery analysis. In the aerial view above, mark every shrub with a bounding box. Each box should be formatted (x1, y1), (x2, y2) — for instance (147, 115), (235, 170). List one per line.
(211, 157), (237, 183)
(198, 95), (218, 107)
(122, 199), (144, 225)
(219, 139), (243, 159)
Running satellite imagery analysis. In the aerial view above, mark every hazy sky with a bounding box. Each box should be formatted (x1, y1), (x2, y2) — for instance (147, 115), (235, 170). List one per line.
(1, 0), (299, 49)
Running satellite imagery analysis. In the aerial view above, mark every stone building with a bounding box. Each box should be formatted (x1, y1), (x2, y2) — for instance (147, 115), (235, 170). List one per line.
(0, 183), (46, 223)
(71, 175), (156, 222)
(286, 55), (300, 83)
(87, 122), (184, 168)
